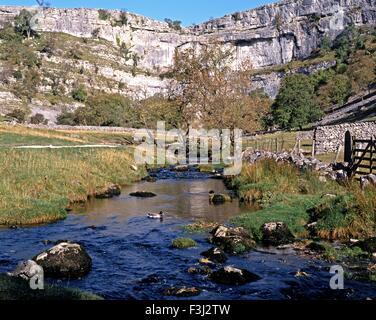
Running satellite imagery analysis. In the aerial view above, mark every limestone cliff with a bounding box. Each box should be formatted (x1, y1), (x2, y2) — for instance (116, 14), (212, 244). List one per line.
(0, 0), (375, 121)
(1, 0), (375, 71)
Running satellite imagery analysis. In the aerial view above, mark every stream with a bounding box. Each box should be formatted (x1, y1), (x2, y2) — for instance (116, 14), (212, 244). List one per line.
(0, 168), (375, 300)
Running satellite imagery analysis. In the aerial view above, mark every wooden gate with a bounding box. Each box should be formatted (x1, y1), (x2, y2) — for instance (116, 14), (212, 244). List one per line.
(345, 131), (376, 177)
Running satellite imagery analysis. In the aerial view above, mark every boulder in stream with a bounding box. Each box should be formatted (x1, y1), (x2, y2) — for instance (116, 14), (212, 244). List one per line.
(129, 191), (157, 198)
(163, 286), (201, 297)
(95, 184), (121, 199)
(210, 266), (261, 285)
(209, 193), (232, 205)
(8, 260), (43, 281)
(200, 247), (228, 263)
(261, 222), (295, 246)
(209, 225), (256, 254)
(33, 242), (92, 279)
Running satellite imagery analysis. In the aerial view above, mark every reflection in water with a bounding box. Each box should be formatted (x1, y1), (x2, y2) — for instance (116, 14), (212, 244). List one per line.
(75, 179), (248, 225)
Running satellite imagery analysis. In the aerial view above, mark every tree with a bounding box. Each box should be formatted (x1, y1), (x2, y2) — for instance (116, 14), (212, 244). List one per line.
(271, 74), (323, 129)
(168, 44), (270, 133)
(14, 10), (35, 39)
(320, 36), (331, 55)
(347, 51), (376, 93)
(73, 93), (138, 127)
(164, 18), (182, 31)
(137, 95), (181, 130)
(315, 74), (351, 109)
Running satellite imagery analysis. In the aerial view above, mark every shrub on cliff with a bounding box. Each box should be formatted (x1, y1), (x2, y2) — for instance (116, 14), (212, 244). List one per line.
(98, 9), (111, 21)
(14, 9), (36, 39)
(30, 113), (47, 125)
(71, 86), (88, 102)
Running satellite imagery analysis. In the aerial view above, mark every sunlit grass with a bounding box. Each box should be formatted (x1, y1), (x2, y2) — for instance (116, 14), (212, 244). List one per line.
(0, 147), (145, 225)
(231, 160), (376, 241)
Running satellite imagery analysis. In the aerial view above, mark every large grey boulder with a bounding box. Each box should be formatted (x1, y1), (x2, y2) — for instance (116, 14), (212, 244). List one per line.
(33, 242), (92, 279)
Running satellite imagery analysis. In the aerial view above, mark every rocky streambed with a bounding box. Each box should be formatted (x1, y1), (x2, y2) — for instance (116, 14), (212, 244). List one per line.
(0, 167), (375, 300)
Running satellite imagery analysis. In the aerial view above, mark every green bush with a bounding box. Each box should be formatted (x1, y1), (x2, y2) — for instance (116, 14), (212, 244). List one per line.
(270, 74), (323, 129)
(56, 110), (76, 126)
(73, 93), (139, 127)
(164, 18), (182, 31)
(30, 113), (47, 125)
(71, 86), (87, 102)
(0, 25), (22, 42)
(6, 108), (28, 123)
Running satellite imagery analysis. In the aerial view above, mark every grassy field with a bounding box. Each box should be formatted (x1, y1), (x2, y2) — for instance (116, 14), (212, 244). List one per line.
(0, 125), (144, 225)
(0, 124), (134, 147)
(231, 159), (376, 241)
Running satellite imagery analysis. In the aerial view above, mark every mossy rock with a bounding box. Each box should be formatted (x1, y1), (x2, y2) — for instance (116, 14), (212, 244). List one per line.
(306, 241), (327, 253)
(209, 193), (232, 205)
(172, 237), (198, 249)
(210, 225), (256, 254)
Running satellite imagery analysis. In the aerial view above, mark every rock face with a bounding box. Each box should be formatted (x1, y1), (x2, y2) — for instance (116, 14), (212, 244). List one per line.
(261, 222), (295, 246)
(0, 0), (375, 99)
(210, 266), (261, 285)
(33, 242), (92, 278)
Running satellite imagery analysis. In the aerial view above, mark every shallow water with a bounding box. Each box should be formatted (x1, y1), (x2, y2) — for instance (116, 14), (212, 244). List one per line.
(0, 172), (375, 300)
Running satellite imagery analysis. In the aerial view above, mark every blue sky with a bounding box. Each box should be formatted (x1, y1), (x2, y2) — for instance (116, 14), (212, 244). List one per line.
(0, 0), (273, 25)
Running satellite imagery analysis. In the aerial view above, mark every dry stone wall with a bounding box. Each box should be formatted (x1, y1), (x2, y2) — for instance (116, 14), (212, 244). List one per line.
(314, 121), (376, 154)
